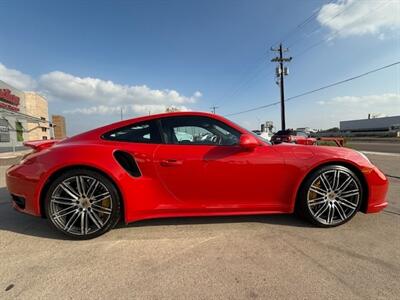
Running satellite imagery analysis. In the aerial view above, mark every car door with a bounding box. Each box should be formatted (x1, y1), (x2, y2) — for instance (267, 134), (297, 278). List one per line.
(153, 115), (287, 211)
(102, 119), (180, 214)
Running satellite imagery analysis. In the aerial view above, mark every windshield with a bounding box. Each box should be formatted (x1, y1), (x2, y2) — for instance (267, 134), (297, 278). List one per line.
(227, 119), (271, 145)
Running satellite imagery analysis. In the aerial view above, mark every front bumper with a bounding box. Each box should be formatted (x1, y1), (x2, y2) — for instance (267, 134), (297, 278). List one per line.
(363, 166), (389, 213)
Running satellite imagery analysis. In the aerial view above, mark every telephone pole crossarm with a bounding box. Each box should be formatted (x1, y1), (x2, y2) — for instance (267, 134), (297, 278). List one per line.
(210, 106), (219, 114)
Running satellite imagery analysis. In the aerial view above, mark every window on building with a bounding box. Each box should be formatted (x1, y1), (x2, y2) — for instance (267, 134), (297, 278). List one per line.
(0, 119), (10, 143)
(42, 136), (48, 140)
(41, 127), (47, 132)
(16, 121), (23, 142)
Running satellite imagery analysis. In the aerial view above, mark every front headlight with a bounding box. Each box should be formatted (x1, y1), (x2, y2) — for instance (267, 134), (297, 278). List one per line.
(357, 151), (371, 164)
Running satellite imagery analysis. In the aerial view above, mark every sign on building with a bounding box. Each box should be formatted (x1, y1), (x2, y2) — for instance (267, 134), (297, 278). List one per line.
(0, 89), (20, 112)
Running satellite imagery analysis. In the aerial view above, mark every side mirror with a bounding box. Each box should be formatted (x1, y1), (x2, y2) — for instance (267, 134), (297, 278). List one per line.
(239, 133), (259, 150)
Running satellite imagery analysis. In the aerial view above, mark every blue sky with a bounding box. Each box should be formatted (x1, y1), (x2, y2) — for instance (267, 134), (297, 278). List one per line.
(0, 0), (399, 135)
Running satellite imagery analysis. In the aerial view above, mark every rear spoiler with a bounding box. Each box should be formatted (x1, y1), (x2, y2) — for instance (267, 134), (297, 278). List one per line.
(23, 139), (60, 151)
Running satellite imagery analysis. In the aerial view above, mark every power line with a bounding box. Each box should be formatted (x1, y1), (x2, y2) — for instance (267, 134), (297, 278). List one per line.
(225, 61), (400, 117)
(291, 0), (390, 59)
(272, 1), (334, 47)
(218, 1), (357, 107)
(219, 1), (334, 106)
(217, 0), (391, 112)
(215, 55), (269, 107)
(287, 0), (357, 49)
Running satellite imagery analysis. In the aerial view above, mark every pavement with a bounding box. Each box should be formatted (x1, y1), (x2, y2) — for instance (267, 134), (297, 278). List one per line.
(0, 153), (399, 299)
(0, 150), (31, 167)
(347, 141), (400, 154)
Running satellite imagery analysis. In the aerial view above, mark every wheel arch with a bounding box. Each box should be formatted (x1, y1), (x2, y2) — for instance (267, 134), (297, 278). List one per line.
(39, 164), (125, 219)
(294, 161), (369, 214)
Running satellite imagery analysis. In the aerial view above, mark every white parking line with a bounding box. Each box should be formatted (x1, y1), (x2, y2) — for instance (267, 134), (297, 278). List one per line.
(361, 151), (400, 157)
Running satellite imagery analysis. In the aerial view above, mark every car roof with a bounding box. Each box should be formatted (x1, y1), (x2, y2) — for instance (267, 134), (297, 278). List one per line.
(63, 111), (250, 143)
(106, 111), (230, 129)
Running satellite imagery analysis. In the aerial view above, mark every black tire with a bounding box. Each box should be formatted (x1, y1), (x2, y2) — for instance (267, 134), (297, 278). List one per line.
(45, 169), (121, 239)
(297, 165), (363, 227)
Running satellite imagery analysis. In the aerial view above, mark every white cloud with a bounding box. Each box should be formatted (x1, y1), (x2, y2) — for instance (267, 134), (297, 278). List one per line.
(0, 63), (37, 90)
(63, 105), (123, 115)
(193, 91), (202, 98)
(317, 0), (400, 38)
(131, 104), (190, 114)
(0, 62), (201, 117)
(39, 71), (199, 106)
(63, 104), (190, 115)
(315, 93), (400, 126)
(326, 93), (400, 107)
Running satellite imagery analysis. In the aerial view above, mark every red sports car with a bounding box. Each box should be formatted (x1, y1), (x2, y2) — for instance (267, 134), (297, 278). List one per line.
(271, 129), (317, 145)
(6, 112), (388, 239)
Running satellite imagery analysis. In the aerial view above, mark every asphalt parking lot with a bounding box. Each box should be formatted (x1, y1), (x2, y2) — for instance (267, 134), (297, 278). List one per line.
(0, 153), (399, 299)
(347, 140), (400, 154)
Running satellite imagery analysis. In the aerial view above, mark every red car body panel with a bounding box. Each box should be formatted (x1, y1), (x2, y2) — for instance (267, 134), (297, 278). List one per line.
(6, 112), (388, 223)
(271, 132), (317, 145)
(295, 137), (317, 145)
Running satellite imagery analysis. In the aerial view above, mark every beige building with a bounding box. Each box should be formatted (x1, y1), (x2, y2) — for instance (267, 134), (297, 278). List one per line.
(52, 115), (67, 139)
(0, 80), (52, 150)
(24, 92), (50, 140)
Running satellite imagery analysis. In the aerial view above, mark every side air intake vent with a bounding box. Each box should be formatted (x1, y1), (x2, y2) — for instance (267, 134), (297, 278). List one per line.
(113, 151), (142, 177)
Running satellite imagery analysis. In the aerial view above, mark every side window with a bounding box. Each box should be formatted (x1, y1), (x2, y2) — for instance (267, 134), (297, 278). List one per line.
(103, 120), (162, 143)
(161, 116), (240, 146)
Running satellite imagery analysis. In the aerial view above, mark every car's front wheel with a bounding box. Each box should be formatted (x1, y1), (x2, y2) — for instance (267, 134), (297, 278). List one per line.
(45, 169), (120, 239)
(298, 165), (363, 227)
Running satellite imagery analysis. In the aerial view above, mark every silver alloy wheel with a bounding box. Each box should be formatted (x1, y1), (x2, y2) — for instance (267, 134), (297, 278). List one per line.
(307, 169), (360, 225)
(49, 175), (112, 236)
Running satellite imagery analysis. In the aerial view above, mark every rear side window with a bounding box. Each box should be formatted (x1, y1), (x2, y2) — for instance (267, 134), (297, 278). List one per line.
(103, 120), (162, 143)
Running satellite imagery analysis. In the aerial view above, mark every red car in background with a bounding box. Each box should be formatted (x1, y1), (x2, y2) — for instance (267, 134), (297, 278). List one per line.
(271, 129), (317, 145)
(6, 112), (388, 239)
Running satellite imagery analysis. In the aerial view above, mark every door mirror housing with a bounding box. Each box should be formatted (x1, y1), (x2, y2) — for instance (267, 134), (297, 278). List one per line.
(239, 134), (259, 150)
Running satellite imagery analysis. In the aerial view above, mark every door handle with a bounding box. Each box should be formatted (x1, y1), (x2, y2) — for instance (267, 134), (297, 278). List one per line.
(160, 159), (183, 167)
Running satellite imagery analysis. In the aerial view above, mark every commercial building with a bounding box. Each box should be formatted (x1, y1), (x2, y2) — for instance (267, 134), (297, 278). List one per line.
(24, 92), (51, 140)
(340, 115), (400, 137)
(0, 80), (51, 150)
(52, 115), (67, 139)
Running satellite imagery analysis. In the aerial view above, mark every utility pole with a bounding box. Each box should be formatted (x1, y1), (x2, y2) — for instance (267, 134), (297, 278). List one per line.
(271, 44), (292, 130)
(210, 106), (219, 114)
(120, 107), (123, 120)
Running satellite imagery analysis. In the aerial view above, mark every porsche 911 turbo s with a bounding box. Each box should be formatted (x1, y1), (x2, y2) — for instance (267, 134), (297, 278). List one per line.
(6, 112), (388, 239)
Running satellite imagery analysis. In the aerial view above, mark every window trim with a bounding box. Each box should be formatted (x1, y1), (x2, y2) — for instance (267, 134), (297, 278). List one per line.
(101, 120), (164, 144)
(159, 116), (241, 146)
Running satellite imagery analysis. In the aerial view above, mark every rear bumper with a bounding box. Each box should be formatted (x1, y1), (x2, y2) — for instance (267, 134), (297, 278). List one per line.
(364, 166), (389, 213)
(6, 164), (41, 216)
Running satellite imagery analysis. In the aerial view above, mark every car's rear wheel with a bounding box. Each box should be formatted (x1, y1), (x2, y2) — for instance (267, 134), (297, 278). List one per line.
(45, 169), (120, 239)
(298, 165), (363, 227)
